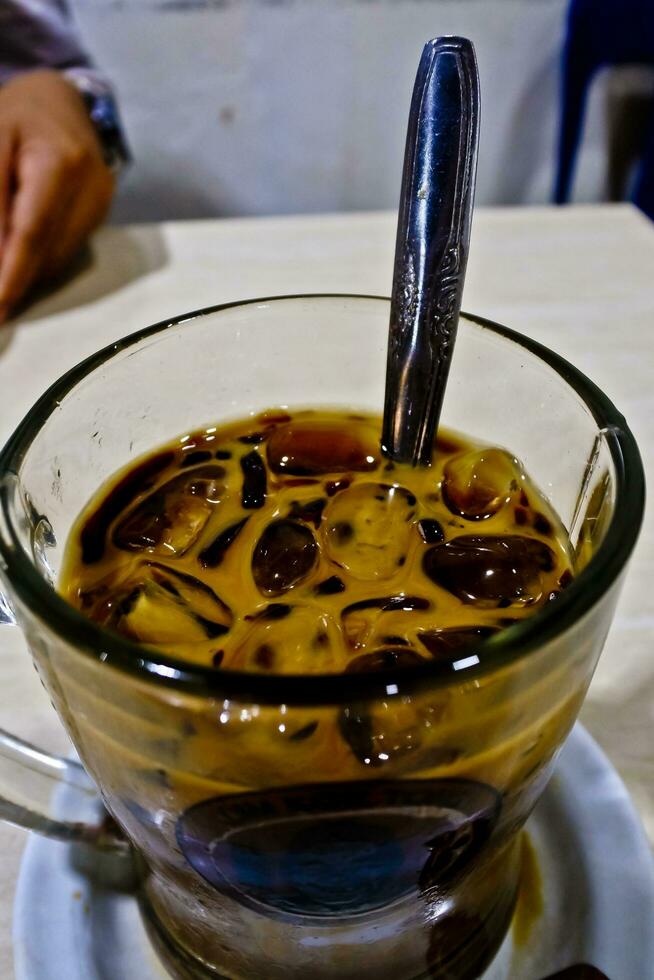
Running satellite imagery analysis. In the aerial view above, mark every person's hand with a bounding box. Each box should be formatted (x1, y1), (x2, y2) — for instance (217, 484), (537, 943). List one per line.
(0, 69), (116, 322)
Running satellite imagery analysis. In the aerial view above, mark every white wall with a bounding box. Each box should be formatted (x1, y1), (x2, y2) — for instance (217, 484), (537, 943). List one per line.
(70, 0), (605, 222)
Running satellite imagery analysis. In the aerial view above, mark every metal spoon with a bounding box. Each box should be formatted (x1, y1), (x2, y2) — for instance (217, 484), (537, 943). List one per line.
(381, 37), (480, 465)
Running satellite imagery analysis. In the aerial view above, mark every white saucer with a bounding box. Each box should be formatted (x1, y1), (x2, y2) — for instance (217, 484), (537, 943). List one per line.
(13, 725), (654, 980)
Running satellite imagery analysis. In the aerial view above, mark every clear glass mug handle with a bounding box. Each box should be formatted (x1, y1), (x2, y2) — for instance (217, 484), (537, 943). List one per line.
(0, 594), (127, 851)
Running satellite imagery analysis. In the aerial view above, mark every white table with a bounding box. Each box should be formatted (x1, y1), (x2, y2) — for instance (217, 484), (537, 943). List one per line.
(0, 205), (652, 977)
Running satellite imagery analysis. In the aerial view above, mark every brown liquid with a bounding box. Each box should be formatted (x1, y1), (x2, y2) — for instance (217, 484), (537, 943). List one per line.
(60, 408), (573, 676)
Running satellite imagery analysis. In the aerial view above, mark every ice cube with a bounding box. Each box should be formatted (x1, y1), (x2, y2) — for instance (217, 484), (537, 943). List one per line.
(232, 604), (344, 673)
(422, 535), (556, 607)
(81, 451), (175, 564)
(323, 483), (417, 581)
(252, 519), (318, 595)
(441, 448), (524, 520)
(417, 626), (498, 661)
(147, 563), (232, 629)
(341, 595), (432, 650)
(338, 647), (429, 767)
(95, 564), (232, 646)
(113, 465), (226, 557)
(267, 422), (378, 475)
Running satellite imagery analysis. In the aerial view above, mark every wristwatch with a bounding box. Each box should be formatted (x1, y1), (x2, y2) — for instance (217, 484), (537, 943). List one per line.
(65, 70), (131, 176)
(80, 90), (131, 176)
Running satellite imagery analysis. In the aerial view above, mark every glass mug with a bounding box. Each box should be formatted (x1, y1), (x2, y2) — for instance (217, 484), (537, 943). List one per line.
(0, 296), (644, 980)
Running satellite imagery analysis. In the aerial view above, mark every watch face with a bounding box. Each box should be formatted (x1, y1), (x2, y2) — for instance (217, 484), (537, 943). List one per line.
(176, 778), (501, 921)
(82, 91), (130, 171)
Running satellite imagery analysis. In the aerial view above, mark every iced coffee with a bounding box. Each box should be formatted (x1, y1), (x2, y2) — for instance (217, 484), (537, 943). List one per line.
(58, 408), (578, 978)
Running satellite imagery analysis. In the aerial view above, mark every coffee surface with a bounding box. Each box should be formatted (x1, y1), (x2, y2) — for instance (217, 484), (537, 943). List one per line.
(60, 409), (574, 673)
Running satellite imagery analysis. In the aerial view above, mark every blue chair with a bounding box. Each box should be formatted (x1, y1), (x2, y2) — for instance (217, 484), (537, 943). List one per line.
(555, 0), (654, 217)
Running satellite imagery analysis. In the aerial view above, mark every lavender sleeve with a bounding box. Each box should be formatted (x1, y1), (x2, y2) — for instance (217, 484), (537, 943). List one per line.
(0, 0), (115, 99)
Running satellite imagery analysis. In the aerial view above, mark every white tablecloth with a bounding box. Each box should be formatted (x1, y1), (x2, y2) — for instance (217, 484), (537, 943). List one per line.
(0, 205), (652, 977)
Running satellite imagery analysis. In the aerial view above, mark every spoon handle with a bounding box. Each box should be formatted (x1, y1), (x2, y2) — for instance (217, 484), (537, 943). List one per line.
(381, 37), (480, 465)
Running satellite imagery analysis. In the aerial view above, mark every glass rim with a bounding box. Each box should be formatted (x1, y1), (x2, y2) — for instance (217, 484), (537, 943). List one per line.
(0, 294), (645, 705)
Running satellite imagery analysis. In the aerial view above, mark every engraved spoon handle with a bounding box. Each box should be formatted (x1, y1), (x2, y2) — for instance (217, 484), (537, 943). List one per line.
(381, 37), (480, 465)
